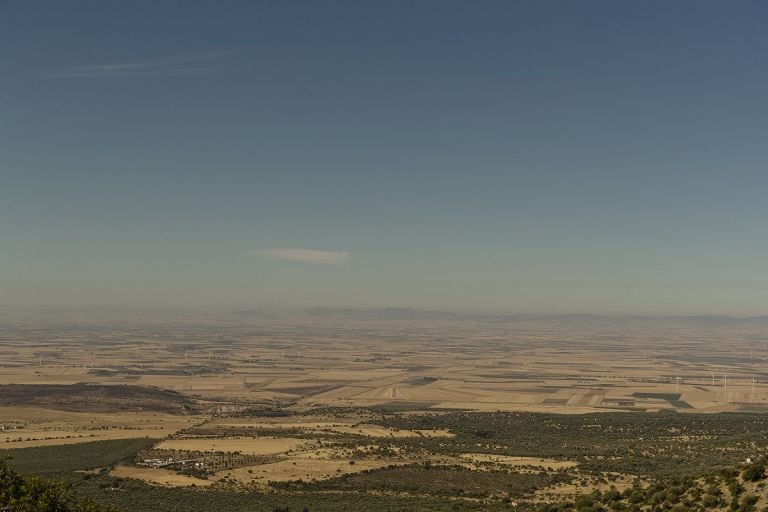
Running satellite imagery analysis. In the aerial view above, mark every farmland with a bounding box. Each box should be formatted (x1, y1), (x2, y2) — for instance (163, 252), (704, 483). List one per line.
(5, 407), (768, 511)
(4, 309), (768, 510)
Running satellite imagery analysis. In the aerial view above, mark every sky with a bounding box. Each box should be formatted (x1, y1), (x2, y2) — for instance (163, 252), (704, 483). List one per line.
(1, 1), (767, 315)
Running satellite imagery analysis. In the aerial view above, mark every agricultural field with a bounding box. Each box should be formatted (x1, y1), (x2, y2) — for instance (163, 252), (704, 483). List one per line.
(4, 310), (768, 510)
(2, 310), (767, 416)
(5, 406), (768, 510)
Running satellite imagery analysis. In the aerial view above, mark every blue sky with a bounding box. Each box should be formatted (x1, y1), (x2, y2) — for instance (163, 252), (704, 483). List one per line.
(1, 1), (767, 314)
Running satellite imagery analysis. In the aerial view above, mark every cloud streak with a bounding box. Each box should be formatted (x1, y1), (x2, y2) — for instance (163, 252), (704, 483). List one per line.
(53, 51), (234, 78)
(252, 248), (352, 265)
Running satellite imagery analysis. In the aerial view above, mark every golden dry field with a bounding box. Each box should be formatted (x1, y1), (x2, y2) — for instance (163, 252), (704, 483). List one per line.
(3, 309), (768, 503)
(2, 310), (767, 416)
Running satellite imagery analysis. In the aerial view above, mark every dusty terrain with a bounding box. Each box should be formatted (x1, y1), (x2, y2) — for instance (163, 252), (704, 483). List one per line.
(2, 309), (768, 497)
(1, 310), (766, 416)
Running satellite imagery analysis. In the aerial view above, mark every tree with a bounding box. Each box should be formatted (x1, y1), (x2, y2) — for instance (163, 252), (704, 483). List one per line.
(0, 459), (111, 512)
(743, 463), (765, 483)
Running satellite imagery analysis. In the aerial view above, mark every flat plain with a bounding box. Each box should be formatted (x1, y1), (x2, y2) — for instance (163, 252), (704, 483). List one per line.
(2, 309), (766, 417)
(3, 308), (768, 510)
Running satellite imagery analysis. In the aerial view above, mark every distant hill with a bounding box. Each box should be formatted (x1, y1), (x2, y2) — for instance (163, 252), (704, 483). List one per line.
(0, 384), (198, 414)
(302, 307), (461, 321)
(230, 310), (273, 318)
(302, 309), (768, 326)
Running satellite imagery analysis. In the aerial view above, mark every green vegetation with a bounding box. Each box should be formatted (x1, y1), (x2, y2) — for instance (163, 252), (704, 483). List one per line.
(0, 459), (112, 512)
(0, 384), (197, 414)
(0, 437), (504, 511)
(742, 462), (765, 483)
(273, 463), (570, 498)
(6, 413), (768, 511)
(632, 393), (682, 400)
(0, 438), (158, 477)
(72, 478), (505, 512)
(371, 411), (768, 478)
(522, 461), (768, 511)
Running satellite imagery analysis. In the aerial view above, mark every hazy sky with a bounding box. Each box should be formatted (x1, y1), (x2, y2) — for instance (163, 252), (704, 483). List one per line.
(1, 1), (767, 314)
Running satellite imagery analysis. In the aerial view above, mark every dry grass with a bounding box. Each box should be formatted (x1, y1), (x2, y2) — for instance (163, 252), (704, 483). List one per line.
(221, 458), (406, 486)
(205, 418), (453, 438)
(155, 437), (307, 455)
(459, 453), (577, 469)
(110, 464), (213, 487)
(0, 406), (203, 448)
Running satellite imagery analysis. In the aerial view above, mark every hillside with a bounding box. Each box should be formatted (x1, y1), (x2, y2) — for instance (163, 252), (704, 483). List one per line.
(0, 459), (111, 512)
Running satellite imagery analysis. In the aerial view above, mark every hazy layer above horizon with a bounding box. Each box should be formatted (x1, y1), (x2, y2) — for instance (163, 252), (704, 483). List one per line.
(1, 1), (766, 315)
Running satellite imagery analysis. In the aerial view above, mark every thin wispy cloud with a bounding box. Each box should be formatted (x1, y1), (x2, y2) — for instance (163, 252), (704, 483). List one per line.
(52, 51), (234, 78)
(251, 248), (352, 265)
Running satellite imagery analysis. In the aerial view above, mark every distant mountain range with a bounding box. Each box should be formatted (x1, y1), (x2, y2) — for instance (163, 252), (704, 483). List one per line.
(302, 307), (462, 321)
(299, 308), (768, 326)
(231, 310), (273, 318)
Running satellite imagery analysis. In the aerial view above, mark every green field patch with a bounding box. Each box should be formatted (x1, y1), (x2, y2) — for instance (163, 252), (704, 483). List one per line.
(633, 392), (682, 400)
(1, 438), (158, 477)
(403, 376), (439, 385)
(273, 464), (569, 499)
(370, 401), (439, 412)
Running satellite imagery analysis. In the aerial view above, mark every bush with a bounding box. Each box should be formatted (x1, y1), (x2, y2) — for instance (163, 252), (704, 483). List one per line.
(0, 459), (111, 511)
(743, 463), (766, 482)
